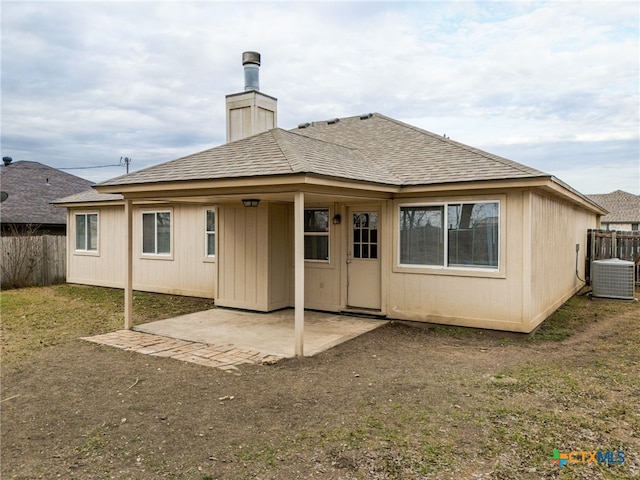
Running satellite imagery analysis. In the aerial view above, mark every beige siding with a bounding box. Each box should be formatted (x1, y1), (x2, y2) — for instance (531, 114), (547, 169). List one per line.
(387, 191), (529, 331)
(257, 107), (275, 134)
(304, 262), (341, 311)
(67, 204), (216, 298)
(225, 91), (277, 142)
(217, 201), (343, 311)
(67, 206), (125, 288)
(527, 191), (598, 330)
(133, 205), (215, 298)
(214, 201), (345, 312)
(304, 262), (342, 311)
(268, 203), (292, 310)
(217, 204), (269, 309)
(303, 203), (343, 311)
(385, 190), (598, 332)
(66, 187), (599, 332)
(228, 107), (251, 143)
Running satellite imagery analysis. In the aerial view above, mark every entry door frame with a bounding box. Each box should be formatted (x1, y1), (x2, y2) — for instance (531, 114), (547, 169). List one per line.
(344, 204), (384, 313)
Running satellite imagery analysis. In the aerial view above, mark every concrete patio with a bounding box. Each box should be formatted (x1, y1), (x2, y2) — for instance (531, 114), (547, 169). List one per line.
(134, 308), (388, 357)
(84, 308), (388, 372)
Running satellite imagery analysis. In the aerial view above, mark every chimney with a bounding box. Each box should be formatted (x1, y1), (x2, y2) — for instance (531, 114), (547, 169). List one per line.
(2, 157), (12, 166)
(225, 51), (277, 143)
(243, 51), (261, 91)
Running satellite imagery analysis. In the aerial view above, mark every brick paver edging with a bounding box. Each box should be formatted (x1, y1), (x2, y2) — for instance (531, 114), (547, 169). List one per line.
(82, 330), (283, 372)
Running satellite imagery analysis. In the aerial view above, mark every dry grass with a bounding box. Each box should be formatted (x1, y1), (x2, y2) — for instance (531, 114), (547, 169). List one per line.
(1, 284), (214, 365)
(1, 284), (639, 479)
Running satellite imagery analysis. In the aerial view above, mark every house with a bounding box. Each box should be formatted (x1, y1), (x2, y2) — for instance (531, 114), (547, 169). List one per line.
(55, 52), (606, 348)
(587, 190), (640, 231)
(1, 159), (95, 288)
(0, 158), (94, 235)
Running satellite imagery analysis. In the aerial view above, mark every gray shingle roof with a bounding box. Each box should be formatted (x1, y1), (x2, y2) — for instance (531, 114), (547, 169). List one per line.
(293, 114), (547, 185)
(587, 190), (640, 223)
(0, 161), (94, 225)
(54, 189), (123, 204)
(98, 113), (548, 189)
(99, 127), (401, 187)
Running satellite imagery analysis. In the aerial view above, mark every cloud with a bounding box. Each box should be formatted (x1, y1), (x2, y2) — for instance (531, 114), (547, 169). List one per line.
(1, 1), (638, 194)
(483, 137), (640, 194)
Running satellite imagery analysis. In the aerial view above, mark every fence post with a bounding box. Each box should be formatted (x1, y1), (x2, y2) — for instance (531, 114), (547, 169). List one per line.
(588, 229), (596, 284)
(42, 235), (48, 286)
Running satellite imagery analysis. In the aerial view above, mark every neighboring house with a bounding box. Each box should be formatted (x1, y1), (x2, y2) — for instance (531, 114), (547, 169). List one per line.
(0, 158), (94, 234)
(56, 52), (606, 337)
(587, 190), (640, 231)
(1, 159), (94, 288)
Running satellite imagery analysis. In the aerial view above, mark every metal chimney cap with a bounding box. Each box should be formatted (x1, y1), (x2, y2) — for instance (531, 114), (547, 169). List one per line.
(2, 156), (13, 166)
(242, 51), (261, 66)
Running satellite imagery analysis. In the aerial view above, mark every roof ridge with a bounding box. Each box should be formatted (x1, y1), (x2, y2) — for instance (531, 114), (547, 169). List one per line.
(270, 129), (303, 173)
(588, 190), (639, 198)
(285, 127), (360, 152)
(287, 119), (402, 183)
(374, 114), (548, 177)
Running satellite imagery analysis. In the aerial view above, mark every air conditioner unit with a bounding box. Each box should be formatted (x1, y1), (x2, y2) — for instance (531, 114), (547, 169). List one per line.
(591, 258), (635, 300)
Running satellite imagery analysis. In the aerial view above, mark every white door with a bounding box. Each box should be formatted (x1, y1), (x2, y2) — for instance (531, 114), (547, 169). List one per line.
(346, 209), (381, 310)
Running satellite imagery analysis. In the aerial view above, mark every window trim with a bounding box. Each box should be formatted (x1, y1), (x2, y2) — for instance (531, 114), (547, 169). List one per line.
(140, 208), (173, 259)
(304, 207), (330, 263)
(204, 207), (217, 262)
(74, 212), (99, 255)
(396, 199), (503, 276)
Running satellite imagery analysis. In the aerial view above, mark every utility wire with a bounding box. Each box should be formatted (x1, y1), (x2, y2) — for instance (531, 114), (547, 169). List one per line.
(58, 164), (122, 170)
(59, 157), (131, 172)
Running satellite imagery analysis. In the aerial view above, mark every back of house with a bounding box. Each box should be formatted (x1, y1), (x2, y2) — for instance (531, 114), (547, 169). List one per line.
(56, 52), (606, 333)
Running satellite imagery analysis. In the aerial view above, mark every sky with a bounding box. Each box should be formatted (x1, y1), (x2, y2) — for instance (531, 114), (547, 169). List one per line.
(1, 0), (638, 195)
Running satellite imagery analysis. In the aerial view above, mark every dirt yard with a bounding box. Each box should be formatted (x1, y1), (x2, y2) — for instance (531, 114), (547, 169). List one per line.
(2, 285), (639, 479)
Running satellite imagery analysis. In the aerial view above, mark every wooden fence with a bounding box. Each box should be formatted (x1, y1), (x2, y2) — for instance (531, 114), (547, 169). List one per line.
(586, 229), (640, 285)
(0, 235), (67, 288)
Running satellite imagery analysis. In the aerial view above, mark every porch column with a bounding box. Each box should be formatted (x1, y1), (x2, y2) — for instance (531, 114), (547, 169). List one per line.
(294, 191), (305, 356)
(124, 199), (133, 330)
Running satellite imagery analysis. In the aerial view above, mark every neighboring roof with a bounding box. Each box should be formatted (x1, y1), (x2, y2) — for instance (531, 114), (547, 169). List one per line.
(98, 113), (549, 189)
(587, 190), (640, 223)
(0, 161), (94, 225)
(54, 189), (123, 205)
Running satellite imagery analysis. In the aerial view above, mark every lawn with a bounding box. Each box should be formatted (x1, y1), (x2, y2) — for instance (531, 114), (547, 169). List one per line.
(2, 284), (639, 479)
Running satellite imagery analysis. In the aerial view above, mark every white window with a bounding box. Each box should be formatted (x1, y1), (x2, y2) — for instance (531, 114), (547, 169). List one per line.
(400, 201), (499, 269)
(304, 208), (329, 261)
(142, 211), (171, 255)
(75, 213), (98, 252)
(400, 206), (444, 265)
(205, 209), (216, 257)
(353, 212), (379, 259)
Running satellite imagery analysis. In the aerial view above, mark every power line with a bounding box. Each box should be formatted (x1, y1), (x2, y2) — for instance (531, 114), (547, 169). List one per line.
(58, 157), (131, 173)
(58, 164), (122, 170)
(3, 156), (132, 173)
